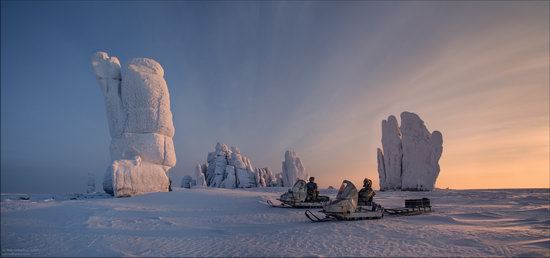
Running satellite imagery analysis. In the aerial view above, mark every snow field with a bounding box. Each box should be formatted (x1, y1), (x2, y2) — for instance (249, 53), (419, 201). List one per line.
(1, 188), (548, 257)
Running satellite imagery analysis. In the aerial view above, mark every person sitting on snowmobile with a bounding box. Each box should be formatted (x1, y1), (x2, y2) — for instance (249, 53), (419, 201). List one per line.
(358, 178), (376, 208)
(306, 177), (319, 201)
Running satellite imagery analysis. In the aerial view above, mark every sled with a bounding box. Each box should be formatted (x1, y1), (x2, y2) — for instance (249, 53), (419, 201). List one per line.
(271, 179), (331, 209)
(384, 198), (432, 216)
(305, 180), (384, 222)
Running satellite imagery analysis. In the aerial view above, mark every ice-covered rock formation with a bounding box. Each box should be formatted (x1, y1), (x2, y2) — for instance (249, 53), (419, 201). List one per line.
(255, 167), (278, 187)
(86, 173), (95, 194)
(379, 115), (403, 190)
(200, 143), (278, 188)
(194, 164), (207, 187)
(281, 150), (309, 187)
(181, 176), (193, 189)
(92, 52), (176, 197)
(377, 112), (443, 191)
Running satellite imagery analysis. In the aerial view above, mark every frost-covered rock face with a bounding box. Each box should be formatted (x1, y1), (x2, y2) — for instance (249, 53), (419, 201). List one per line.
(109, 158), (171, 197)
(400, 112), (443, 191)
(122, 58), (174, 137)
(380, 115), (403, 190)
(377, 112), (443, 191)
(281, 150), (309, 187)
(91, 52), (124, 138)
(376, 148), (386, 189)
(110, 133), (175, 167)
(92, 52), (176, 197)
(201, 143), (279, 188)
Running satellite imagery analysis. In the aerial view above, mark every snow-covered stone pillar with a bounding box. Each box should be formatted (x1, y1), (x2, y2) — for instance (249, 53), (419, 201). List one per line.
(195, 164), (207, 187)
(400, 112), (443, 191)
(92, 52), (176, 197)
(377, 112), (443, 191)
(86, 173), (96, 194)
(281, 150), (309, 187)
(380, 115), (403, 190)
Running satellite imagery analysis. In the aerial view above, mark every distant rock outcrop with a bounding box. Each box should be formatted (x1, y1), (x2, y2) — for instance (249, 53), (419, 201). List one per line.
(86, 173), (95, 194)
(255, 167), (278, 187)
(377, 112), (443, 191)
(194, 164), (207, 187)
(200, 143), (278, 188)
(181, 176), (193, 189)
(92, 52), (175, 197)
(281, 150), (309, 187)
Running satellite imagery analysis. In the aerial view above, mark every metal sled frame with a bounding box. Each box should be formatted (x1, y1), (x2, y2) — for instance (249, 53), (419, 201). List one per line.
(384, 207), (431, 216)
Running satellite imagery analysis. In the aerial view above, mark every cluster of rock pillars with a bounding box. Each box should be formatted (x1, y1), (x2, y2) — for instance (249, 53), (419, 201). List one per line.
(92, 52), (443, 197)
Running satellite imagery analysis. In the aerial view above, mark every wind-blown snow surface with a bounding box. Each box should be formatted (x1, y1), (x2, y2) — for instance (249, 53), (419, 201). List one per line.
(1, 188), (548, 257)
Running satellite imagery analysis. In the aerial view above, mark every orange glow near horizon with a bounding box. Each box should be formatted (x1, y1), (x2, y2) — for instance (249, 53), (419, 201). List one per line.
(293, 22), (549, 190)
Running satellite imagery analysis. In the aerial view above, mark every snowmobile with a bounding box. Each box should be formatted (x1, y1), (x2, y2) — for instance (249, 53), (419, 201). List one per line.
(305, 180), (384, 222)
(268, 179), (330, 208)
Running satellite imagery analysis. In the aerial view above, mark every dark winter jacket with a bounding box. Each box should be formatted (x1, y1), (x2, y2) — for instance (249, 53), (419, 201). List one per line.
(358, 187), (375, 205)
(306, 182), (317, 191)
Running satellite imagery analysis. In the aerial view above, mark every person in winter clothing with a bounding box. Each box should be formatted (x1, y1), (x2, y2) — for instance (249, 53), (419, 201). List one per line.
(306, 177), (319, 201)
(358, 178), (376, 206)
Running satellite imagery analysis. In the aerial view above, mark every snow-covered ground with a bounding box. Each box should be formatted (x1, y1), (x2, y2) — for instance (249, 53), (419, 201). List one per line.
(1, 187), (548, 257)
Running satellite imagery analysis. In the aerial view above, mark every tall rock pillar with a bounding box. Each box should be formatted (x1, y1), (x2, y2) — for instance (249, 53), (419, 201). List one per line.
(92, 52), (176, 197)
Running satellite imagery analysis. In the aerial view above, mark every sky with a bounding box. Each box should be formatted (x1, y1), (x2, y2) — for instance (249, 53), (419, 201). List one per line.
(1, 1), (548, 194)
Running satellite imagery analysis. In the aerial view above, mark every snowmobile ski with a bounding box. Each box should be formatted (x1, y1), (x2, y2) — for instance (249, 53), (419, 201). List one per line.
(384, 208), (429, 216)
(266, 199), (292, 208)
(268, 199), (326, 208)
(305, 210), (334, 222)
(305, 209), (384, 222)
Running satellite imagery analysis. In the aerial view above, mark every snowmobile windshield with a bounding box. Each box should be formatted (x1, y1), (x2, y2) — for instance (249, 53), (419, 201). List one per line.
(292, 179), (307, 202)
(335, 180), (358, 202)
(324, 180), (358, 213)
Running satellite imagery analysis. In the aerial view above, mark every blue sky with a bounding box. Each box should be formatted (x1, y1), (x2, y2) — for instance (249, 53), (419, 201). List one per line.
(1, 1), (549, 193)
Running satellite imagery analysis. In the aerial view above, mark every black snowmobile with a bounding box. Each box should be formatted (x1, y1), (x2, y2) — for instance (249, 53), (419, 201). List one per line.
(305, 180), (384, 222)
(268, 179), (330, 208)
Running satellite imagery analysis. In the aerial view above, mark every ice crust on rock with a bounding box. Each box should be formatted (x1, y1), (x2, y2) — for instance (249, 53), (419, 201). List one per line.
(92, 52), (176, 197)
(91, 52), (124, 138)
(122, 58), (174, 137)
(377, 112), (443, 191)
(110, 133), (176, 167)
(281, 150), (309, 187)
(200, 143), (279, 188)
(110, 158), (170, 197)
